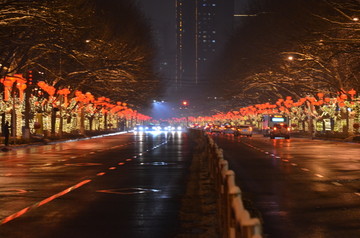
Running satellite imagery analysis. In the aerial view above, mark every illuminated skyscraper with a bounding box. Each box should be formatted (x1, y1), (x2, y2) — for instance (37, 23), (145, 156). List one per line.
(175, 0), (234, 94)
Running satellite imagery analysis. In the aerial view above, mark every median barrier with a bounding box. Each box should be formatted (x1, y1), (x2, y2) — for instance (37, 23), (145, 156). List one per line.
(191, 129), (263, 238)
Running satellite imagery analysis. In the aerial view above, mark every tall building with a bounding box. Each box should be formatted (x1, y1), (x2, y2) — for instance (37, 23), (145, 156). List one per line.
(175, 0), (234, 96)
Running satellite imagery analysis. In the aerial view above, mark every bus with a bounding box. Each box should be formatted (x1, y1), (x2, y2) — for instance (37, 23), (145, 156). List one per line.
(261, 114), (290, 137)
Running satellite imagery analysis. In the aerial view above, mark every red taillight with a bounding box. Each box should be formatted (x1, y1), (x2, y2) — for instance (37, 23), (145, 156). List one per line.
(249, 127), (253, 131)
(273, 127), (277, 131)
(287, 127), (291, 131)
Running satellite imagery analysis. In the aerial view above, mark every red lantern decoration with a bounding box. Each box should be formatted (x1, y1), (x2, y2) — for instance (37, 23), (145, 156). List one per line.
(348, 89), (356, 99)
(3, 76), (17, 101)
(17, 82), (27, 100)
(340, 94), (347, 100)
(317, 92), (324, 99)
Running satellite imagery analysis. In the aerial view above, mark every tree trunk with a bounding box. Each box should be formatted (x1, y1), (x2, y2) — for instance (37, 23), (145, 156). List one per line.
(59, 95), (63, 138)
(89, 116), (93, 131)
(23, 88), (31, 140)
(51, 108), (57, 137)
(104, 113), (107, 130)
(80, 106), (85, 135)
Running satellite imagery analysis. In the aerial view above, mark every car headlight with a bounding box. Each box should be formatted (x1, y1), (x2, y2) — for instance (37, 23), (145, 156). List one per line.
(177, 126), (182, 130)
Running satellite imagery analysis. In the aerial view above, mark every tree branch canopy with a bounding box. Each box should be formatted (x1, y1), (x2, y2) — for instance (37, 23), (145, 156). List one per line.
(207, 0), (360, 111)
(0, 0), (160, 108)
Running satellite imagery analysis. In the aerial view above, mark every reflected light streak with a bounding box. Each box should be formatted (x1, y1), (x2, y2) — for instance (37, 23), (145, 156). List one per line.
(0, 179), (91, 225)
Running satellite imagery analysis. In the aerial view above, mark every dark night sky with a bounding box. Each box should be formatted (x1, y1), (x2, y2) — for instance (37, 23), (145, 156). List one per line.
(136, 0), (176, 84)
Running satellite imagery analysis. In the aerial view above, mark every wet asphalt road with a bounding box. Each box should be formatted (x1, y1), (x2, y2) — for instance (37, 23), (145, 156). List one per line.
(0, 131), (192, 238)
(212, 133), (360, 238)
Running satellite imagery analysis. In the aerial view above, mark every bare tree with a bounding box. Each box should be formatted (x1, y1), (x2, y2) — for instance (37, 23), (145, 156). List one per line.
(0, 0), (160, 107)
(207, 0), (359, 110)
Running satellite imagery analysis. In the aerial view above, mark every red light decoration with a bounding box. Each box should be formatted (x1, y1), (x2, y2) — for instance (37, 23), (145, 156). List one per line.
(348, 89), (356, 99)
(317, 92), (324, 99)
(3, 76), (17, 101)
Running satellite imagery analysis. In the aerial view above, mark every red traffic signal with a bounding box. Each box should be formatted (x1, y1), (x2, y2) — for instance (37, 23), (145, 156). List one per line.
(182, 100), (188, 106)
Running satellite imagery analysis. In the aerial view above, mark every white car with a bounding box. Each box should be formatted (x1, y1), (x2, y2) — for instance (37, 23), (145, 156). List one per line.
(234, 125), (253, 137)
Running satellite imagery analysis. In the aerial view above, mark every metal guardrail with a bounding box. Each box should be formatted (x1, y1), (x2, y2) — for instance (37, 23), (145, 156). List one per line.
(194, 129), (263, 238)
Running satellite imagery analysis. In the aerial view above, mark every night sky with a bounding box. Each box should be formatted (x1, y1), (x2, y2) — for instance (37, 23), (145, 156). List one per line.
(134, 0), (354, 116)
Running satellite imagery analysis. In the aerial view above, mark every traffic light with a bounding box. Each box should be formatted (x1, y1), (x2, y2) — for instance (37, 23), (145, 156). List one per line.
(182, 100), (188, 106)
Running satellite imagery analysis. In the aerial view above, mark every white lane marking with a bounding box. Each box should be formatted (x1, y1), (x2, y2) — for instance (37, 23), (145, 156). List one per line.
(315, 174), (324, 178)
(332, 182), (343, 186)
(291, 163), (298, 166)
(301, 168), (310, 172)
(354, 192), (360, 197)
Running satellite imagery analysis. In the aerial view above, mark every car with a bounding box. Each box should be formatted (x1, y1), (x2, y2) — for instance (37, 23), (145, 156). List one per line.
(204, 124), (213, 132)
(234, 125), (253, 137)
(133, 124), (145, 132)
(269, 123), (290, 139)
(222, 124), (236, 134)
(210, 125), (222, 134)
(160, 122), (170, 131)
(174, 125), (184, 131)
(163, 124), (183, 132)
(144, 124), (161, 132)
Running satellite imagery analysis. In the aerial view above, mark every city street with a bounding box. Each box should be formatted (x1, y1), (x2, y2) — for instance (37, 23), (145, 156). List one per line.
(212, 134), (360, 238)
(1, 1), (360, 238)
(0, 132), (191, 238)
(1, 131), (360, 238)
